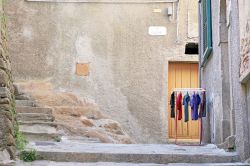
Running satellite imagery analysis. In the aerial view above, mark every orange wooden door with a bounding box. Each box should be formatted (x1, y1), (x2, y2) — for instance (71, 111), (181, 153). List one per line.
(168, 62), (200, 140)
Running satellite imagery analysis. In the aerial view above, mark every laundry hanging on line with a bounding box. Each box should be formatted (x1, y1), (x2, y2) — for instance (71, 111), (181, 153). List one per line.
(170, 92), (175, 118)
(191, 93), (201, 120)
(183, 92), (190, 122)
(170, 91), (206, 121)
(176, 93), (183, 120)
(199, 91), (206, 118)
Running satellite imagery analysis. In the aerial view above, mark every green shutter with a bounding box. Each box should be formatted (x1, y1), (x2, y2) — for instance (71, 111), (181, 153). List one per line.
(201, 0), (212, 67)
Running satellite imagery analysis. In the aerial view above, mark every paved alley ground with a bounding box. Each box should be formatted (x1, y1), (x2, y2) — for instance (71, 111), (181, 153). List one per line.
(20, 142), (241, 164)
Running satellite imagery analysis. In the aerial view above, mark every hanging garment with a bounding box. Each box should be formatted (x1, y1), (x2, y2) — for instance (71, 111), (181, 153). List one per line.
(170, 92), (175, 118)
(190, 93), (196, 120)
(202, 92), (206, 117)
(193, 93), (201, 120)
(199, 91), (206, 118)
(190, 93), (201, 120)
(183, 93), (190, 122)
(176, 92), (183, 120)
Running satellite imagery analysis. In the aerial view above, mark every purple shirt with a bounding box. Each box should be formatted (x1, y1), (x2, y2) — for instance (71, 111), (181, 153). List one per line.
(190, 93), (201, 120)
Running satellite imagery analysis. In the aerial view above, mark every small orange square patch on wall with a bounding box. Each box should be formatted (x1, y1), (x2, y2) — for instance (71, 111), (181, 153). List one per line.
(76, 63), (90, 76)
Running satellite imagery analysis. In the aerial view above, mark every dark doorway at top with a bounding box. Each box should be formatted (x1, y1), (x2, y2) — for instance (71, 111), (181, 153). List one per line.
(185, 43), (199, 54)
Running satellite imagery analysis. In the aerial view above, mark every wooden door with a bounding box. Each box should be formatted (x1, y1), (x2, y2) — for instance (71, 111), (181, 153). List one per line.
(168, 62), (200, 140)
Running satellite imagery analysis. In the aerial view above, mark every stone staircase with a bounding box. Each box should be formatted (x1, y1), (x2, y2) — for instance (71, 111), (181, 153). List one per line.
(16, 97), (61, 142)
(16, 95), (102, 144)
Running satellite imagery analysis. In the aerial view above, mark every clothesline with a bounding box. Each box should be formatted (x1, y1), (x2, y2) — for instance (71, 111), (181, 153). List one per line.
(173, 88), (206, 92)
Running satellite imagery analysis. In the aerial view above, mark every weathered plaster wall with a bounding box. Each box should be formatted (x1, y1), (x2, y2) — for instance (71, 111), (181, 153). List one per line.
(0, 0), (16, 160)
(201, 0), (250, 160)
(239, 0), (250, 160)
(6, 0), (198, 143)
(228, 0), (249, 160)
(200, 0), (224, 144)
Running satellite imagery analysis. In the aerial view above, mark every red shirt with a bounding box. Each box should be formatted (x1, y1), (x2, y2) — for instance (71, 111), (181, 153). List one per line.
(176, 93), (183, 120)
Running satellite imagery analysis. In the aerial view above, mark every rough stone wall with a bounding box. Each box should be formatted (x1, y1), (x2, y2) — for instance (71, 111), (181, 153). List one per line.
(0, 0), (16, 160)
(240, 38), (250, 76)
(5, 0), (198, 143)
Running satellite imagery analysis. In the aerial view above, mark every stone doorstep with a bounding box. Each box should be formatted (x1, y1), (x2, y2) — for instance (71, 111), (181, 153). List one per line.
(17, 113), (54, 122)
(28, 143), (240, 164)
(16, 106), (53, 114)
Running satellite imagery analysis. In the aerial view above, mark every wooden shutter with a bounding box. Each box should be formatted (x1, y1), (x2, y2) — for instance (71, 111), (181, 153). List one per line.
(200, 0), (212, 67)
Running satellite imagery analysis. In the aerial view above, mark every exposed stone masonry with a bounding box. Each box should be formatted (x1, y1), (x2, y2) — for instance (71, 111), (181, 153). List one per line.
(240, 17), (250, 78)
(0, 0), (16, 160)
(240, 37), (250, 76)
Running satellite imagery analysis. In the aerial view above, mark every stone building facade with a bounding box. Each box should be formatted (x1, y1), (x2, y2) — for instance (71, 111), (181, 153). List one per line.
(199, 0), (250, 160)
(5, 0), (199, 143)
(0, 0), (16, 161)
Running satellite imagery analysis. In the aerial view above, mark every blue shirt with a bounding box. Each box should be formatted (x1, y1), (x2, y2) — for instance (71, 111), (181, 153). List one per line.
(190, 93), (201, 120)
(183, 93), (190, 122)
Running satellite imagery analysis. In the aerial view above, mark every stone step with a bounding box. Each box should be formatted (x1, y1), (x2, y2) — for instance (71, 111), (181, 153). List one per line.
(15, 100), (37, 107)
(17, 113), (54, 122)
(28, 143), (240, 164)
(14, 161), (249, 166)
(20, 123), (57, 133)
(18, 121), (58, 128)
(21, 131), (60, 142)
(15, 94), (31, 101)
(61, 136), (101, 143)
(16, 106), (53, 114)
(20, 123), (60, 141)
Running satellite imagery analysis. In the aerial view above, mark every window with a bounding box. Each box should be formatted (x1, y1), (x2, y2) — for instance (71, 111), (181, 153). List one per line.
(200, 0), (212, 67)
(185, 43), (199, 54)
